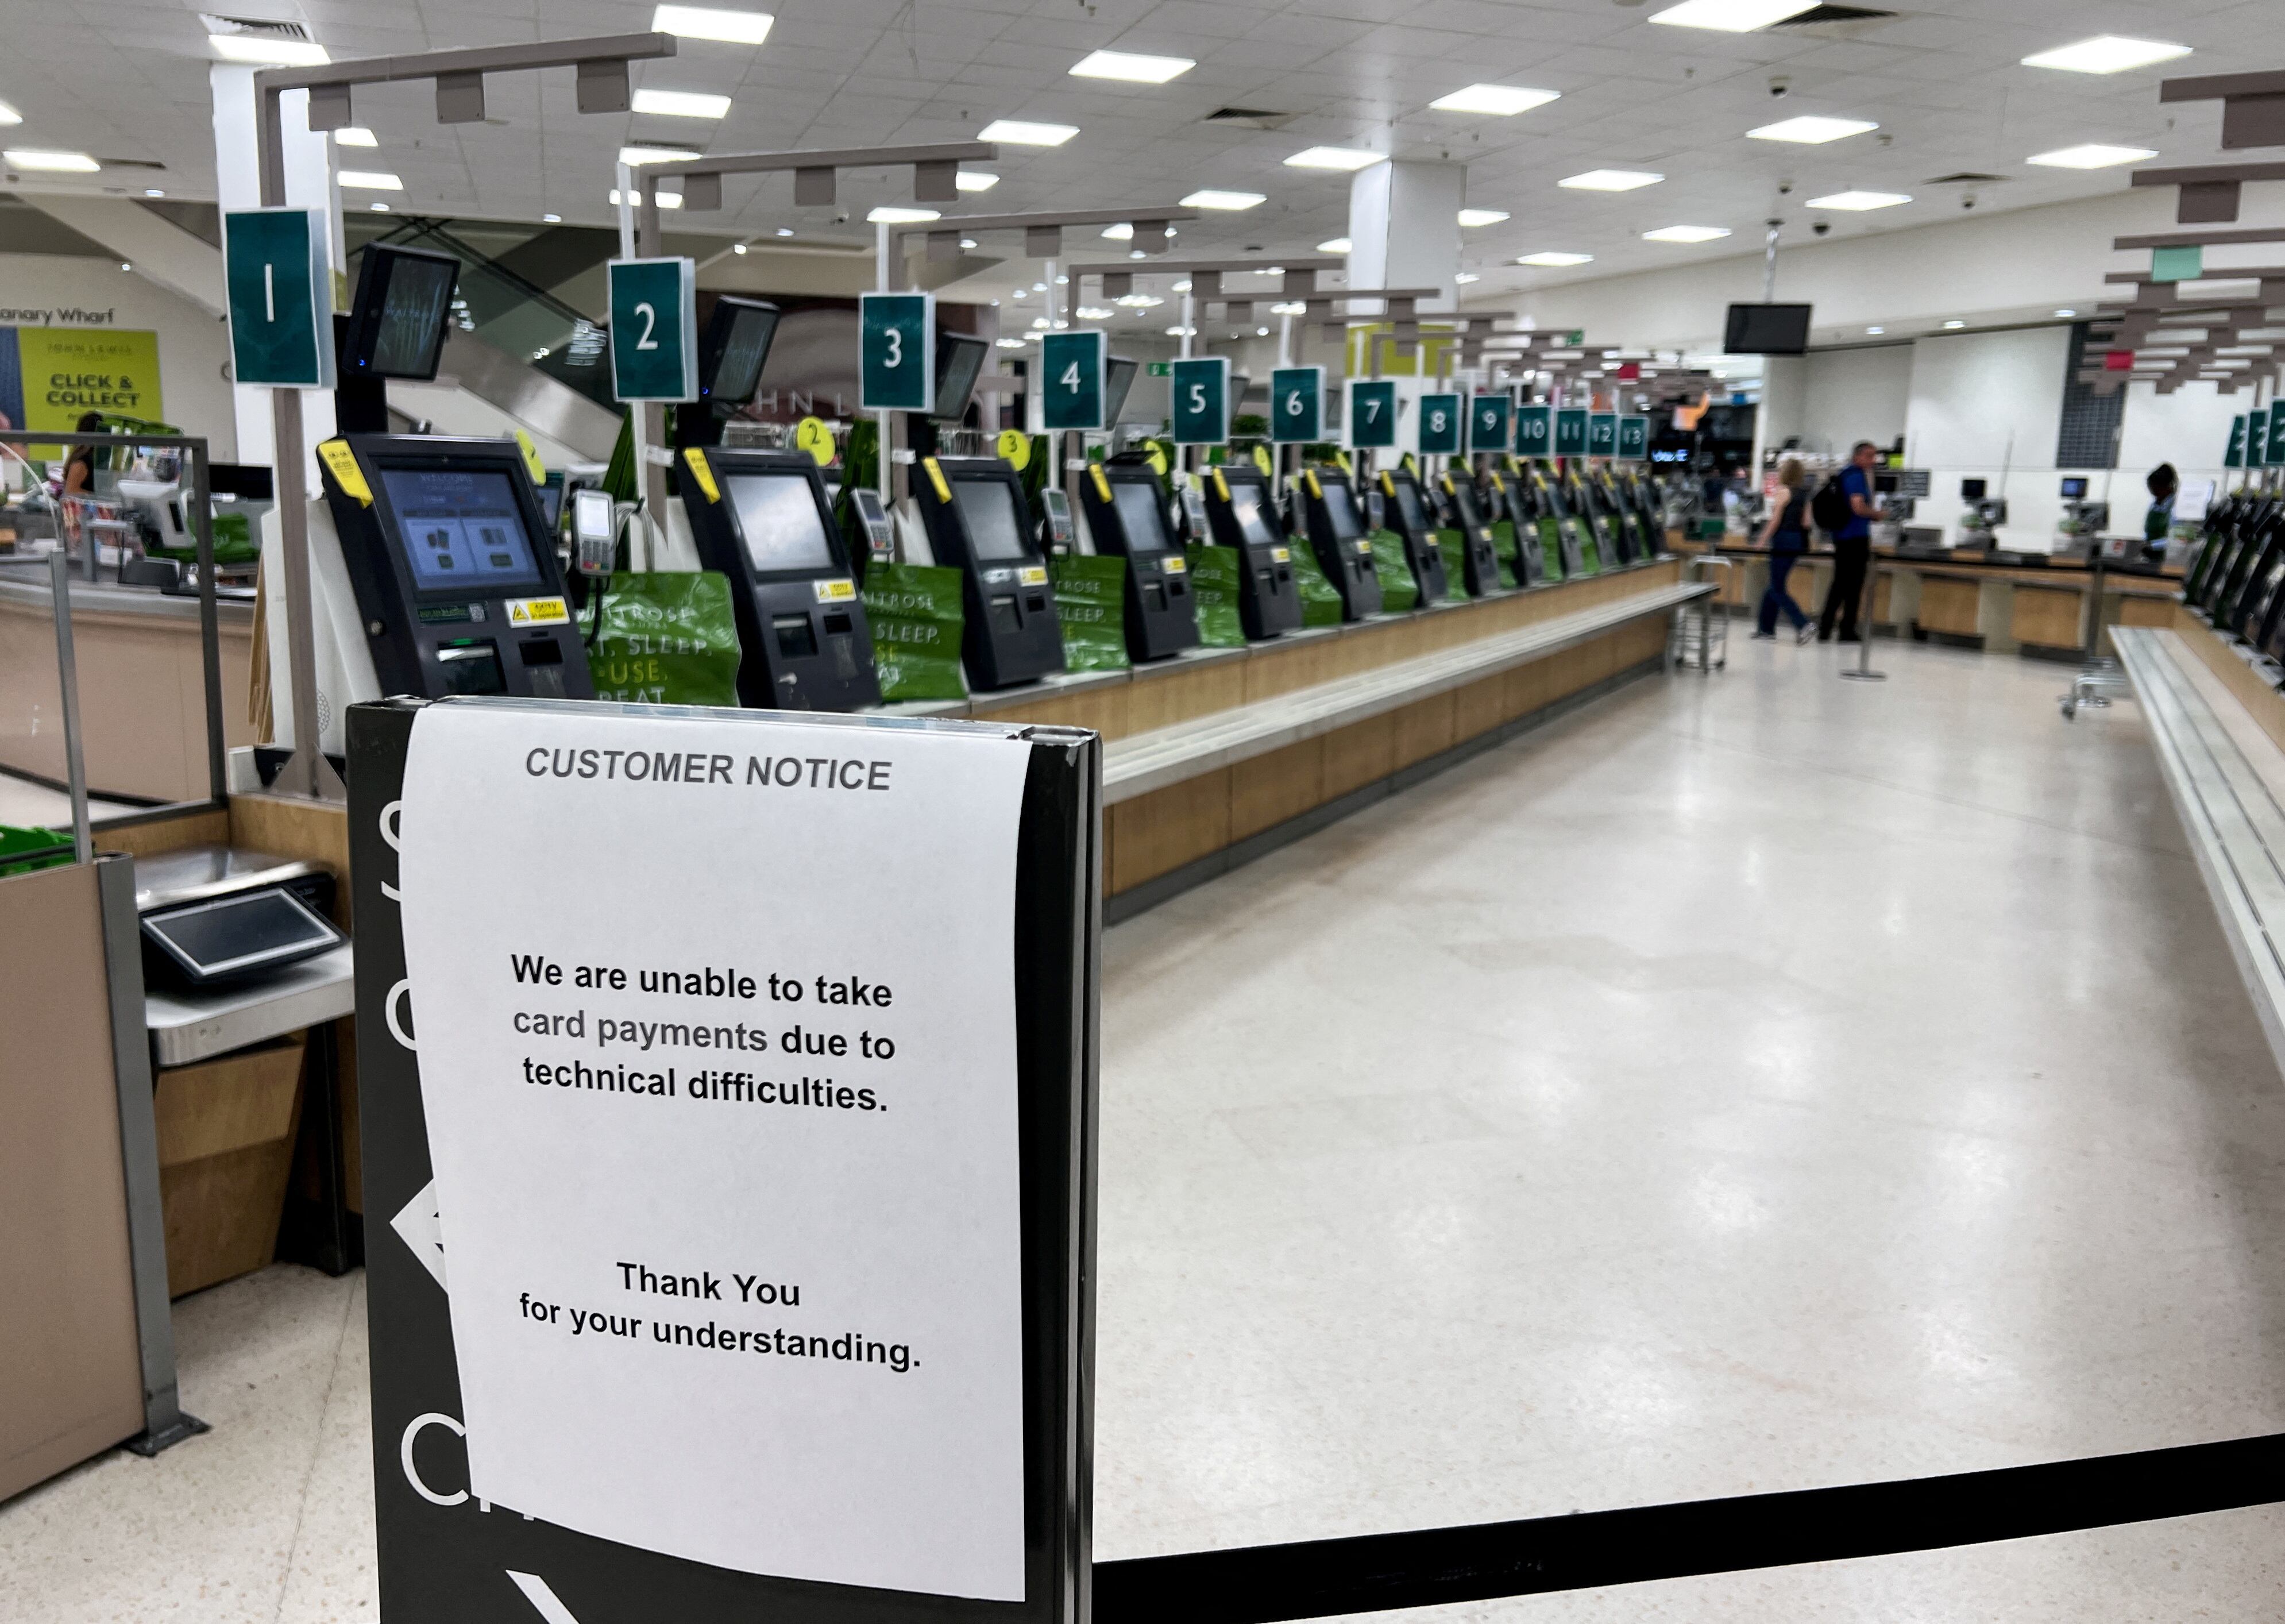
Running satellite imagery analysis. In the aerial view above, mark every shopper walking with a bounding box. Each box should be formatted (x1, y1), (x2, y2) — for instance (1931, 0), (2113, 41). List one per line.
(1751, 459), (1815, 642)
(1816, 441), (1879, 643)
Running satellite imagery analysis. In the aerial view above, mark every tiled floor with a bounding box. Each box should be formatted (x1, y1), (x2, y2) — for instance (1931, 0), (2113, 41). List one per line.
(8, 637), (2284, 1620)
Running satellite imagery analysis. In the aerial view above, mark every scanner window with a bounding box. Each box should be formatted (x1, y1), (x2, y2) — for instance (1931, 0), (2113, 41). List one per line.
(435, 641), (505, 695)
(773, 614), (820, 658)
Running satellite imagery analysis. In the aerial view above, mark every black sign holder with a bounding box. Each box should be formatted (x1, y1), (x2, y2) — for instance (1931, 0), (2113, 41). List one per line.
(348, 695), (1099, 1623)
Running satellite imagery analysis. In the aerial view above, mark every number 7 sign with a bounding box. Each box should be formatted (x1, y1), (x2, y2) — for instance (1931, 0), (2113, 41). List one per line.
(1349, 379), (1398, 450)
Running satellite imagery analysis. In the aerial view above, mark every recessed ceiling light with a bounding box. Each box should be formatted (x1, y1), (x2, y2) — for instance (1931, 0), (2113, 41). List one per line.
(731, 242), (747, 253)
(620, 146), (698, 167)
(960, 238), (978, 249)
(1943, 319), (1965, 329)
(1287, 146), (1381, 171)
(1457, 208), (1510, 227)
(868, 206), (940, 223)
(1518, 250), (1593, 267)
(632, 88), (732, 119)
(1114, 294), (1163, 307)
(1430, 84), (1559, 116)
(1257, 325), (1271, 335)
(1866, 325), (1885, 334)
(1069, 49), (1194, 83)
(542, 212), (561, 223)
(609, 188), (683, 208)
(997, 337), (1026, 349)
(2027, 142), (2157, 169)
(1808, 190), (1910, 210)
(1749, 115), (1878, 144)
(2055, 308), (2078, 318)
(211, 34), (330, 65)
(1649, 0), (1816, 32)
(369, 202), (391, 212)
(775, 226), (792, 236)
(1562, 169), (1662, 191)
(1643, 225), (1730, 242)
(1270, 300), (1306, 314)
(651, 5), (774, 44)
(1455, 271), (1480, 284)
(2021, 36), (2190, 75)
(145, 187), (165, 198)
(979, 119), (1078, 145)
(333, 126), (379, 148)
(4, 148), (99, 172)
(1165, 325), (1196, 337)
(0, 101), (20, 126)
(955, 171), (998, 192)
(1182, 188), (1265, 210)
(337, 168), (402, 190)
(1316, 238), (1352, 256)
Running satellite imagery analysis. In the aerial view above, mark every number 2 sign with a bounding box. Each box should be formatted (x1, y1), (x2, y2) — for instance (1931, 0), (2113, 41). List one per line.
(608, 257), (698, 403)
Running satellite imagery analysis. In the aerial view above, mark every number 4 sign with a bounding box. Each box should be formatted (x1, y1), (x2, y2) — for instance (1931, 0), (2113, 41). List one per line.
(1041, 330), (1106, 431)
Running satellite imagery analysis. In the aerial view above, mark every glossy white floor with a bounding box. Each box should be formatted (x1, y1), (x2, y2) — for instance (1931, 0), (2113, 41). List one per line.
(8, 637), (2284, 1621)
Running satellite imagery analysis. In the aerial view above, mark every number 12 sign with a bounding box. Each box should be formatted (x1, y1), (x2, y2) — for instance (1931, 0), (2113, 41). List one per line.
(608, 257), (698, 403)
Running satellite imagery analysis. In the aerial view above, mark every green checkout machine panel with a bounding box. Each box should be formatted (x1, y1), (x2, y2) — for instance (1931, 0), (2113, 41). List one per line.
(318, 434), (594, 701)
(1077, 461), (1200, 661)
(1375, 467), (1452, 606)
(1299, 466), (1383, 622)
(1481, 467), (1545, 587)
(1203, 463), (1303, 640)
(677, 446), (880, 712)
(1437, 470), (1505, 597)
(911, 454), (1067, 691)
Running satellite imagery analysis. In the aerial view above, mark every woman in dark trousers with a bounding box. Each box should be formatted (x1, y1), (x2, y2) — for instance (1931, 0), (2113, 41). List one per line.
(1752, 459), (1814, 642)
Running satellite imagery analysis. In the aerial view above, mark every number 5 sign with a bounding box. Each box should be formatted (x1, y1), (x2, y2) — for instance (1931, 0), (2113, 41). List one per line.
(859, 292), (936, 414)
(608, 257), (698, 403)
(1041, 330), (1106, 430)
(1171, 356), (1230, 445)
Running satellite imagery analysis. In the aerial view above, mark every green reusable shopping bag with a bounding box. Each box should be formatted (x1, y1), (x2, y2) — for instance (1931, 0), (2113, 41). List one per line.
(1184, 543), (1247, 647)
(1049, 553), (1132, 673)
(1435, 530), (1472, 595)
(860, 561), (968, 701)
(587, 571), (742, 707)
(1367, 529), (1419, 613)
(1285, 535), (1346, 628)
(1490, 518), (1520, 589)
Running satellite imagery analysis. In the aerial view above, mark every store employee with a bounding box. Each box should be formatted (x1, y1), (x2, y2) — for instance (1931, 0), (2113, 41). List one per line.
(2144, 462), (2179, 557)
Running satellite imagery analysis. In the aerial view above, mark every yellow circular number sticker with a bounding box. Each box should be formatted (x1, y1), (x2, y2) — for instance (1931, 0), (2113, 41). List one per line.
(1145, 445), (1169, 479)
(793, 417), (835, 466)
(1252, 445), (1273, 477)
(996, 429), (1031, 470)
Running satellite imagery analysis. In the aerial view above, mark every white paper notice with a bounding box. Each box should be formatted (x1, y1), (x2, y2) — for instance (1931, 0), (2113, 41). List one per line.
(396, 704), (1034, 1599)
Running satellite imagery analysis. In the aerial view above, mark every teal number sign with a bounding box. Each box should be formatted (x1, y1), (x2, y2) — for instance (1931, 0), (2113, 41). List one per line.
(2226, 414), (2247, 469)
(1616, 416), (1649, 460)
(1514, 404), (1553, 457)
(1041, 330), (1105, 430)
(609, 257), (698, 402)
(1554, 409), (1589, 457)
(1272, 366), (1323, 443)
(1350, 379), (1399, 449)
(859, 292), (935, 413)
(222, 207), (335, 388)
(2252, 410), (2272, 470)
(1171, 356), (1230, 445)
(1418, 392), (1463, 456)
(2270, 400), (2285, 468)
(1469, 392), (1512, 454)
(1587, 412), (1618, 457)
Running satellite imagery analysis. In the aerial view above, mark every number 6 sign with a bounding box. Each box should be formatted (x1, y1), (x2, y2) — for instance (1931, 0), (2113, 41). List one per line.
(608, 257), (698, 403)
(1272, 366), (1324, 443)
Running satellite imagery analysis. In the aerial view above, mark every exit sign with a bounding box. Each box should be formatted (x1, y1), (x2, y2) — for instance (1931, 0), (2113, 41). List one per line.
(1147, 361), (1173, 377)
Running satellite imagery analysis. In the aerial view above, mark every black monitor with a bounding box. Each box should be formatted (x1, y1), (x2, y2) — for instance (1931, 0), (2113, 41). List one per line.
(2060, 476), (2089, 499)
(1105, 356), (1139, 424)
(1226, 475), (1279, 549)
(1388, 476), (1430, 538)
(1962, 477), (1988, 500)
(698, 297), (780, 409)
(932, 331), (990, 423)
(378, 466), (550, 596)
(1319, 476), (1364, 540)
(343, 244), (458, 381)
(1724, 303), (1812, 356)
(1110, 479), (1176, 555)
(1874, 472), (1900, 495)
(724, 469), (839, 573)
(951, 475), (1030, 560)
(209, 462), (273, 502)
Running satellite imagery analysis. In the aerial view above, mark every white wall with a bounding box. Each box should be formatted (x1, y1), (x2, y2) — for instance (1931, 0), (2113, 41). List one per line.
(1800, 345), (1913, 457)
(0, 253), (236, 457)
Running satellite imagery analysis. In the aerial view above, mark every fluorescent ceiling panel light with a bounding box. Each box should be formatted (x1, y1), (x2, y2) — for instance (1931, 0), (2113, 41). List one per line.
(1165, 325), (1196, 336)
(609, 188), (682, 207)
(2021, 36), (2190, 74)
(1866, 325), (1885, 334)
(1808, 190), (1910, 210)
(867, 206), (940, 223)
(4, 149), (98, 172)
(956, 171), (998, 192)
(620, 145), (698, 165)
(1182, 188), (1264, 209)
(0, 101), (20, 126)
(1101, 223), (1132, 239)
(1070, 49), (1193, 83)
(1270, 301), (1306, 314)
(2027, 142), (2157, 169)
(338, 169), (403, 190)
(1561, 169), (1662, 191)
(1643, 225), (1730, 242)
(1518, 250), (1593, 267)
(1318, 237), (1352, 253)
(2055, 308), (2078, 318)
(632, 88), (731, 119)
(1455, 272), (1480, 284)
(542, 212), (561, 223)
(1457, 208), (1510, 227)
(1114, 294), (1163, 307)
(369, 202), (391, 212)
(145, 188), (165, 198)
(979, 119), (1078, 145)
(1431, 84), (1558, 116)
(334, 126), (378, 147)
(1649, 0), (1815, 32)
(1286, 146), (1381, 171)
(1749, 115), (1878, 144)
(211, 35), (330, 65)
(1942, 319), (1965, 329)
(652, 5), (774, 44)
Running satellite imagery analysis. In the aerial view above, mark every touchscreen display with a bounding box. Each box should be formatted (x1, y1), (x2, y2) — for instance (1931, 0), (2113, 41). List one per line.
(1227, 481), (1280, 549)
(727, 473), (837, 573)
(381, 468), (545, 593)
(146, 889), (337, 977)
(1391, 480), (1429, 535)
(1319, 479), (1362, 540)
(954, 477), (1030, 562)
(1111, 479), (1174, 554)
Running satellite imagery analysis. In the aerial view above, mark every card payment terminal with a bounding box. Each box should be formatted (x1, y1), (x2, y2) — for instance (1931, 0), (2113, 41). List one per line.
(1437, 471), (1506, 597)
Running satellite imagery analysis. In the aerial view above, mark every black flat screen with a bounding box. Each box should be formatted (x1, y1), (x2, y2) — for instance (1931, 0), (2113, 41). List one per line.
(727, 473), (837, 572)
(145, 889), (337, 977)
(1226, 481), (1280, 549)
(380, 467), (546, 595)
(1319, 480), (1363, 540)
(1111, 480), (1174, 555)
(954, 477), (1031, 562)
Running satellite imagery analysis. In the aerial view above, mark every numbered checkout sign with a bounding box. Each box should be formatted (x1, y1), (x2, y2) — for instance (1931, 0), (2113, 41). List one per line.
(2251, 409), (2271, 470)
(1171, 356), (1230, 445)
(2271, 399), (2285, 468)
(608, 257), (698, 403)
(1616, 416), (1650, 461)
(1349, 379), (1399, 450)
(2225, 414), (2247, 469)
(1470, 392), (1512, 455)
(1418, 392), (1464, 456)
(1272, 366), (1324, 443)
(1515, 404), (1553, 458)
(1587, 412), (1618, 458)
(1040, 330), (1106, 431)
(1554, 408), (1589, 458)
(222, 207), (336, 388)
(859, 291), (936, 414)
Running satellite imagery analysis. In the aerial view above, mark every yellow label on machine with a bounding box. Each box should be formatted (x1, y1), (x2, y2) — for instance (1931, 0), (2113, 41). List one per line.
(995, 429), (1031, 470)
(1161, 555), (1187, 574)
(1018, 565), (1048, 587)
(923, 456), (952, 503)
(1271, 546), (1290, 563)
(1145, 445), (1169, 478)
(1378, 471), (1395, 497)
(316, 438), (372, 506)
(681, 447), (722, 504)
(1336, 451), (1353, 476)
(513, 428), (547, 486)
(1252, 445), (1273, 477)
(1090, 464), (1113, 504)
(507, 597), (570, 626)
(813, 577), (856, 603)
(1357, 538), (1373, 554)
(794, 417), (835, 466)
(1439, 472), (1455, 495)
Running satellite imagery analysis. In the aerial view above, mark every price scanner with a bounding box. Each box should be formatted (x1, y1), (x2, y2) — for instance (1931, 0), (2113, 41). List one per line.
(1202, 462), (1303, 639)
(677, 447), (879, 711)
(1037, 487), (1075, 554)
(911, 454), (1066, 689)
(1078, 461), (1199, 660)
(1437, 470), (1506, 597)
(1375, 467), (1451, 605)
(1299, 466), (1383, 620)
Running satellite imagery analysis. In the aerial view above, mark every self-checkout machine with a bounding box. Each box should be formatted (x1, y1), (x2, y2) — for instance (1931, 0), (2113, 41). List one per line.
(1614, 412), (1664, 555)
(1292, 377), (1389, 621)
(1059, 330), (1201, 660)
(1196, 362), (1318, 638)
(1585, 411), (1645, 565)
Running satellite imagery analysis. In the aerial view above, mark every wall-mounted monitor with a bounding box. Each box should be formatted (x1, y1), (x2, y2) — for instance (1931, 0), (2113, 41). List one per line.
(2059, 476), (2089, 499)
(343, 244), (460, 381)
(1723, 302), (1813, 357)
(699, 297), (781, 409)
(1105, 355), (1139, 423)
(931, 331), (990, 423)
(1961, 478), (1989, 500)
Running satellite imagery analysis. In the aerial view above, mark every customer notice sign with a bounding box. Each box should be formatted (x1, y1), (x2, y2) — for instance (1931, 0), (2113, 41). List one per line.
(391, 703), (1034, 1600)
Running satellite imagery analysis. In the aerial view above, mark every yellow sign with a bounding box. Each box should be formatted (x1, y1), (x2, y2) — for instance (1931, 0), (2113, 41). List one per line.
(681, 446), (721, 503)
(316, 438), (372, 506)
(1161, 555), (1187, 574)
(506, 596), (570, 625)
(922, 457), (951, 503)
(1337, 451), (1353, 475)
(1356, 538), (1373, 554)
(1018, 565), (1048, 586)
(794, 416), (835, 466)
(813, 577), (857, 603)
(15, 327), (164, 457)
(1271, 546), (1290, 563)
(512, 427), (547, 485)
(1211, 468), (1230, 501)
(1089, 464), (1112, 503)
(996, 429), (1031, 470)
(1145, 445), (1168, 478)
(1252, 445), (1273, 476)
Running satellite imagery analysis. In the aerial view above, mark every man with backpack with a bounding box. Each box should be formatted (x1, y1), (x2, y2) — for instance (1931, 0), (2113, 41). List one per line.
(1813, 441), (1881, 642)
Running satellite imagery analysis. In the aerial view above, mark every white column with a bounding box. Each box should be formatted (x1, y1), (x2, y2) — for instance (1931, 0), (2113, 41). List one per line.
(1348, 160), (1464, 314)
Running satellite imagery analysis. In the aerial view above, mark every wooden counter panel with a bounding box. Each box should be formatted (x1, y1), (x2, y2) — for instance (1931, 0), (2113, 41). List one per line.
(1128, 657), (1247, 734)
(155, 1035), (307, 1298)
(1107, 770), (1232, 892)
(1229, 738), (1324, 841)
(1452, 671), (1510, 743)
(2171, 619), (2285, 757)
(1917, 577), (1983, 637)
(1321, 711), (1398, 800)
(2116, 594), (2180, 628)
(154, 1037), (304, 1168)
(1390, 692), (1458, 772)
(2012, 584), (2085, 650)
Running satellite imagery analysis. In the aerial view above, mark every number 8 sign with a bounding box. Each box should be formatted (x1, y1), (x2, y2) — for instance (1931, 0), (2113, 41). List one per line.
(1418, 392), (1463, 456)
